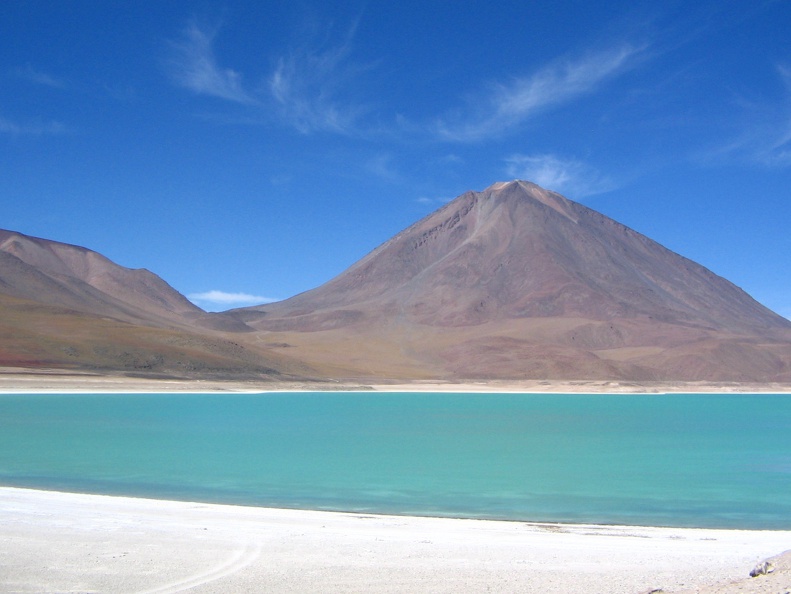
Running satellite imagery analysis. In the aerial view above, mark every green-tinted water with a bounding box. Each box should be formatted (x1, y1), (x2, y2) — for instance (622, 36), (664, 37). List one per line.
(1, 392), (789, 528)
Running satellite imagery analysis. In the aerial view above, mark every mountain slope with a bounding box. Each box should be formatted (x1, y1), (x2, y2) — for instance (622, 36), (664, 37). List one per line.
(0, 229), (247, 332)
(234, 181), (791, 381)
(0, 230), (309, 379)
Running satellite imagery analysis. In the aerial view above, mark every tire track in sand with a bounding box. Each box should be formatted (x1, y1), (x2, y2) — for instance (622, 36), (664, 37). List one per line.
(139, 541), (262, 593)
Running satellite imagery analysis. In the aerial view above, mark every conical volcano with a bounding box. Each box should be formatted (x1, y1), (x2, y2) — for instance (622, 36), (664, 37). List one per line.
(235, 181), (791, 381)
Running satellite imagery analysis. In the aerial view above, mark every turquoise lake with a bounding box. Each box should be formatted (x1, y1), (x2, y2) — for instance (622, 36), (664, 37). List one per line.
(1, 392), (790, 529)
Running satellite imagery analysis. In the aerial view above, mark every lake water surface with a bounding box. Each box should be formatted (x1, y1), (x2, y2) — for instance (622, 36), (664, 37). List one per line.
(1, 392), (790, 528)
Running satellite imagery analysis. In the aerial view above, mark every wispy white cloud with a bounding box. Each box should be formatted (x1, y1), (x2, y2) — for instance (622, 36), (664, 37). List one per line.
(704, 64), (791, 168)
(435, 44), (645, 142)
(505, 154), (616, 199)
(439, 154), (464, 165)
(188, 290), (279, 309)
(3, 66), (69, 136)
(754, 64), (791, 166)
(167, 21), (256, 105)
(17, 65), (65, 89)
(167, 19), (368, 135)
(365, 153), (401, 181)
(268, 22), (369, 134)
(0, 116), (67, 135)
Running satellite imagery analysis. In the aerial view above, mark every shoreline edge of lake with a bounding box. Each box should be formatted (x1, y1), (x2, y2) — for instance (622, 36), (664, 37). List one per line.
(2, 486), (790, 593)
(2, 368), (791, 394)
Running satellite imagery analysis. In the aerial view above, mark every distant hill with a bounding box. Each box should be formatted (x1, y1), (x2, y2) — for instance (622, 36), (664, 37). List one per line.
(0, 229), (248, 332)
(232, 181), (791, 381)
(0, 229), (308, 379)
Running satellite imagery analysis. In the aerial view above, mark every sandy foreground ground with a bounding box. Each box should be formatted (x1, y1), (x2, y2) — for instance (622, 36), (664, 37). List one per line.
(0, 488), (789, 594)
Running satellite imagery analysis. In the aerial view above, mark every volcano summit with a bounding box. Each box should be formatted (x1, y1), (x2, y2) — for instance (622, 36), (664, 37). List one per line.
(232, 181), (791, 381)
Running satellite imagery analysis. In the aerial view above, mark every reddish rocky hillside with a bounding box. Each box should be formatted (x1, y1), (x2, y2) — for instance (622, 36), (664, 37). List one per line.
(233, 181), (791, 381)
(0, 230), (307, 379)
(0, 230), (246, 332)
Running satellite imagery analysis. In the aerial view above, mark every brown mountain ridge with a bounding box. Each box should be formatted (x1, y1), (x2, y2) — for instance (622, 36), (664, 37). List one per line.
(2, 180), (790, 382)
(231, 181), (791, 382)
(0, 230), (310, 379)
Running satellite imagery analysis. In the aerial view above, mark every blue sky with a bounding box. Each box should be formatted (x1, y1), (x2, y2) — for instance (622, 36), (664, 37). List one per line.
(2, 1), (790, 318)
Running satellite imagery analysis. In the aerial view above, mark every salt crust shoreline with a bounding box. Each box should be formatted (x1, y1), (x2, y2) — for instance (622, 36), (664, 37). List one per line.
(2, 368), (791, 394)
(1, 487), (790, 594)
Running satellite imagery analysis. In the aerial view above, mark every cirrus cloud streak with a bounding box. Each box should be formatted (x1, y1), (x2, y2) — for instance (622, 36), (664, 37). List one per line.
(166, 19), (367, 134)
(505, 154), (616, 199)
(166, 21), (256, 105)
(435, 44), (646, 142)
